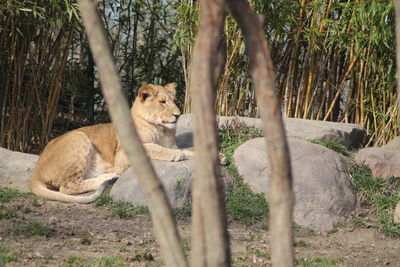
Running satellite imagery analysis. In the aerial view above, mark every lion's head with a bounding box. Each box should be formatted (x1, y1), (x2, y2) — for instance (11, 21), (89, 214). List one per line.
(131, 83), (181, 129)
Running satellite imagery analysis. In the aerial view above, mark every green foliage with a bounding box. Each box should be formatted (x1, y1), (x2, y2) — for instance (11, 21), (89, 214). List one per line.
(309, 139), (349, 156)
(66, 255), (84, 265)
(219, 121), (264, 159)
(174, 0), (398, 145)
(226, 185), (268, 225)
(247, 248), (270, 259)
(0, 207), (18, 220)
(293, 223), (314, 234)
(294, 239), (307, 248)
(95, 186), (115, 207)
(81, 236), (93, 245)
(0, 187), (29, 203)
(15, 221), (55, 238)
(0, 244), (19, 264)
(95, 186), (149, 219)
(172, 206), (192, 220)
(219, 122), (268, 224)
(299, 257), (338, 267)
(349, 165), (400, 237)
(0, 0), (79, 23)
(96, 257), (129, 267)
(64, 256), (129, 267)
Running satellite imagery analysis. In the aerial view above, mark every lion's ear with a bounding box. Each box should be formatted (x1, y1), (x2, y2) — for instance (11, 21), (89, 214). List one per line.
(164, 82), (177, 95)
(138, 85), (157, 101)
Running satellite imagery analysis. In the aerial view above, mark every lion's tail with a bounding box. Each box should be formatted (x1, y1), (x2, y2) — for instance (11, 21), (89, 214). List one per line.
(29, 172), (110, 204)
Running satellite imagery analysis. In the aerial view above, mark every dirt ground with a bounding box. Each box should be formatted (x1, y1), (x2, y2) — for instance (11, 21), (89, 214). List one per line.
(0, 196), (399, 267)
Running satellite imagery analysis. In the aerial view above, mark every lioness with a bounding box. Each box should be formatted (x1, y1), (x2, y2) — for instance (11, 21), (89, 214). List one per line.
(30, 83), (194, 203)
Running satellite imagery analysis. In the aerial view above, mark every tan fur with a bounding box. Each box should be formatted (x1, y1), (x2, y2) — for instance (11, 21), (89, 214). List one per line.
(29, 83), (194, 203)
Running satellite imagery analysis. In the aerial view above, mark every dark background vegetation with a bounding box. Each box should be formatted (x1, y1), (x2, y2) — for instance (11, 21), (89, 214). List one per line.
(0, 0), (397, 153)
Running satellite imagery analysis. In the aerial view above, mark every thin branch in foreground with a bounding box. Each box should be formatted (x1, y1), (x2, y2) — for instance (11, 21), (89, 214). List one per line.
(77, 1), (187, 266)
(227, 0), (295, 266)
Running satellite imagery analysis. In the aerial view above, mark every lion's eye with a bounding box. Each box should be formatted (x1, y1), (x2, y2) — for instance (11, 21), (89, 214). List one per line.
(160, 100), (166, 104)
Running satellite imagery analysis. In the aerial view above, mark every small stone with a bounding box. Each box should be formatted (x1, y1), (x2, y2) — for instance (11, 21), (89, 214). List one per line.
(34, 252), (43, 258)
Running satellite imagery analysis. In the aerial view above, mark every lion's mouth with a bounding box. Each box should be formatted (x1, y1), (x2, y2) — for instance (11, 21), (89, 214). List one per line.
(162, 121), (177, 129)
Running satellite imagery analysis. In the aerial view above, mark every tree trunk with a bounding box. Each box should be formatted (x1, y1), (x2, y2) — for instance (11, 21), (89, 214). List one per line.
(190, 0), (230, 266)
(227, 0), (295, 266)
(77, 1), (187, 266)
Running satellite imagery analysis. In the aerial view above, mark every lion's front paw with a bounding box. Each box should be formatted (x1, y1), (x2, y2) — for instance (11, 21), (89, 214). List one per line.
(182, 149), (195, 158)
(169, 151), (186, 162)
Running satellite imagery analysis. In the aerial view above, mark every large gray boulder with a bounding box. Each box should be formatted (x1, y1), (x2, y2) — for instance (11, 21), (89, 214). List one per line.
(354, 147), (400, 179)
(233, 137), (356, 232)
(110, 159), (233, 208)
(0, 147), (38, 192)
(177, 114), (366, 148)
(385, 136), (400, 150)
(284, 118), (366, 148)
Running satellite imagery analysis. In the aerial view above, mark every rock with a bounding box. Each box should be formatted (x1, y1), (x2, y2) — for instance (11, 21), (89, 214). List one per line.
(0, 147), (38, 192)
(284, 118), (366, 148)
(354, 147), (400, 179)
(176, 114), (367, 148)
(110, 159), (233, 208)
(394, 202), (400, 223)
(233, 137), (356, 232)
(384, 137), (400, 150)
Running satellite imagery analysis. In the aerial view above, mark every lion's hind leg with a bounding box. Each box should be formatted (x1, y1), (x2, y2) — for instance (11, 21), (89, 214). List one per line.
(60, 173), (118, 195)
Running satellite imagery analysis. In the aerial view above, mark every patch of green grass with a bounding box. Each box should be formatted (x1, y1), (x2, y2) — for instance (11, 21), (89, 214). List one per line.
(31, 198), (42, 207)
(23, 207), (33, 214)
(15, 220), (55, 238)
(347, 217), (366, 228)
(113, 203), (149, 219)
(0, 187), (29, 202)
(226, 185), (268, 225)
(64, 256), (130, 267)
(219, 121), (264, 160)
(1, 253), (19, 263)
(294, 239), (307, 247)
(248, 248), (270, 259)
(349, 165), (400, 237)
(310, 139), (349, 156)
(172, 206), (192, 220)
(95, 182), (191, 221)
(81, 236), (93, 245)
(0, 206), (18, 219)
(0, 244), (19, 263)
(67, 255), (83, 264)
(96, 186), (149, 219)
(293, 223), (314, 234)
(0, 244), (7, 253)
(95, 186), (114, 207)
(246, 232), (262, 242)
(219, 123), (268, 225)
(96, 256), (128, 267)
(327, 223), (345, 234)
(299, 257), (339, 266)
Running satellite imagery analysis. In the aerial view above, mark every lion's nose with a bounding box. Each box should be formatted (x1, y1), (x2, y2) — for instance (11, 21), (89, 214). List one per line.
(173, 114), (180, 121)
